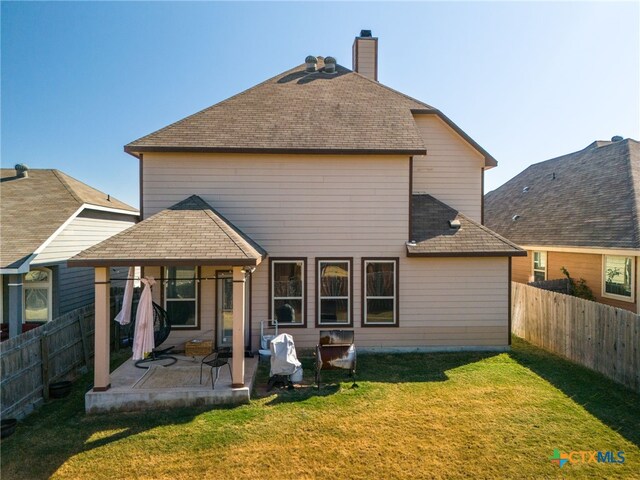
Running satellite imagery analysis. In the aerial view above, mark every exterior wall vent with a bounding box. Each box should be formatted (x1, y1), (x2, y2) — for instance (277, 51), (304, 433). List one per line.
(305, 55), (317, 72)
(324, 56), (337, 74)
(15, 164), (29, 178)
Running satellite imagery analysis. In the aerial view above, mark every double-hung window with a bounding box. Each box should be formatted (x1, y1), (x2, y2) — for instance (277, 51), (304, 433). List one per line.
(363, 259), (398, 326)
(24, 268), (52, 322)
(164, 266), (198, 328)
(270, 259), (305, 326)
(532, 251), (546, 282)
(603, 255), (634, 302)
(317, 259), (352, 326)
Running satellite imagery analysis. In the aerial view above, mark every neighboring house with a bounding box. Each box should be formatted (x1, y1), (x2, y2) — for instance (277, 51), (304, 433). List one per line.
(0, 166), (138, 339)
(70, 31), (524, 393)
(485, 137), (639, 313)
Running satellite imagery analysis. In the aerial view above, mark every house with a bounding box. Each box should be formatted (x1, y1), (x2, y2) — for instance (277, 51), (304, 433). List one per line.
(485, 137), (639, 313)
(0, 166), (138, 339)
(70, 31), (524, 400)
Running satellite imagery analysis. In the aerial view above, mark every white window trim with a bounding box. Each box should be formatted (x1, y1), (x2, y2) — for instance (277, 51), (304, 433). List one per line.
(532, 251), (547, 281)
(163, 266), (199, 328)
(271, 260), (305, 325)
(318, 259), (351, 326)
(363, 259), (397, 326)
(23, 267), (53, 323)
(602, 255), (635, 303)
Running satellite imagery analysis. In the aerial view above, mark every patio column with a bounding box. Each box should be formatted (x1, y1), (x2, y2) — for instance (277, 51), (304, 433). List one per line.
(7, 274), (23, 339)
(231, 266), (245, 388)
(94, 267), (111, 391)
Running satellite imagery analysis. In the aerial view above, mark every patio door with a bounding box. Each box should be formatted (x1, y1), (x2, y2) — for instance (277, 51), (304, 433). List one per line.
(216, 270), (252, 350)
(217, 272), (233, 348)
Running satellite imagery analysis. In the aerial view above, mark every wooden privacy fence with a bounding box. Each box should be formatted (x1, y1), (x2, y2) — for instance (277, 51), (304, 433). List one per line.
(1, 304), (96, 419)
(512, 282), (640, 393)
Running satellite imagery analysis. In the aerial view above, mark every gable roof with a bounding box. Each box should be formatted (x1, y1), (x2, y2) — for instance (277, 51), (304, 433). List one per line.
(484, 138), (640, 250)
(126, 58), (429, 156)
(408, 194), (524, 257)
(69, 195), (266, 267)
(0, 169), (137, 270)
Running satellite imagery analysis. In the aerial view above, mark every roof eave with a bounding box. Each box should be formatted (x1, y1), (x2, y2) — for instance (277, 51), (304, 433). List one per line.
(124, 145), (426, 156)
(67, 256), (263, 268)
(406, 249), (527, 258)
(411, 109), (497, 168)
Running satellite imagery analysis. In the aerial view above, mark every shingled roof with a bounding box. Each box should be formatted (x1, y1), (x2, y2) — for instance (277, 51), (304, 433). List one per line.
(484, 138), (640, 249)
(408, 195), (524, 257)
(0, 169), (137, 270)
(69, 195), (266, 267)
(125, 57), (431, 156)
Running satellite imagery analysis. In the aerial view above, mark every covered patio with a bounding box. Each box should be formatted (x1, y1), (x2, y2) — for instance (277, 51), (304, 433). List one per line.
(68, 195), (267, 413)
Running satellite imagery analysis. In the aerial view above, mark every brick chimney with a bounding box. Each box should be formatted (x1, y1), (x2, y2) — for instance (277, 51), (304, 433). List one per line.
(352, 30), (378, 81)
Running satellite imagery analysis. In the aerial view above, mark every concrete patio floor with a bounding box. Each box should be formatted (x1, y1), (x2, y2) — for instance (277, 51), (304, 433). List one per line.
(85, 354), (259, 413)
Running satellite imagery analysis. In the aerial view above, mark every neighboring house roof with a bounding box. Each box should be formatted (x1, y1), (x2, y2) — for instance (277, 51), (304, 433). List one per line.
(484, 138), (640, 250)
(0, 169), (137, 271)
(124, 57), (495, 166)
(69, 195), (267, 267)
(408, 194), (524, 257)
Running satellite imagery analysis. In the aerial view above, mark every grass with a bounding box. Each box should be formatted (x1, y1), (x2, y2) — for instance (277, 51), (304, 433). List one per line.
(1, 336), (639, 479)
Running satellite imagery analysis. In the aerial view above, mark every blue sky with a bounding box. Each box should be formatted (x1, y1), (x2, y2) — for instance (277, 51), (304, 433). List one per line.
(2, 1), (639, 208)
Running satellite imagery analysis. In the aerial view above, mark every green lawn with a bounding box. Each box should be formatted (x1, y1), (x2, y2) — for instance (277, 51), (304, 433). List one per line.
(2, 336), (639, 479)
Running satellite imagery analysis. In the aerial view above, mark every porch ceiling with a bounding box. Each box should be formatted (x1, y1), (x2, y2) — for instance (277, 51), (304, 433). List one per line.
(68, 195), (267, 267)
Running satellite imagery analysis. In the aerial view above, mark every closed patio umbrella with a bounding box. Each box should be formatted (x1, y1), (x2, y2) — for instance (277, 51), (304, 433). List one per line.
(132, 277), (156, 361)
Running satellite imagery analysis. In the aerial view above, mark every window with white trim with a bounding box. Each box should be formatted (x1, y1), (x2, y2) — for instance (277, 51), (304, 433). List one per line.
(533, 251), (547, 282)
(318, 259), (351, 325)
(363, 259), (397, 325)
(164, 266), (198, 328)
(362, 260), (398, 325)
(271, 259), (305, 325)
(603, 255), (634, 301)
(24, 268), (52, 322)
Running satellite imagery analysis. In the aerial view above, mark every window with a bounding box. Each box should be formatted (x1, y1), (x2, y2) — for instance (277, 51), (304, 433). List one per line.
(24, 268), (52, 322)
(603, 255), (634, 301)
(533, 251), (546, 282)
(270, 259), (305, 326)
(363, 259), (398, 326)
(164, 267), (198, 328)
(317, 259), (352, 326)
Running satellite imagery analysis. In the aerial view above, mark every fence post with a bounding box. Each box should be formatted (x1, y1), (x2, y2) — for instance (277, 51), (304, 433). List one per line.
(40, 333), (50, 402)
(78, 313), (91, 370)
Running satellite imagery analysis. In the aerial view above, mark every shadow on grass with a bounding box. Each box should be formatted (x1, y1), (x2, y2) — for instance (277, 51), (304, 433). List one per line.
(253, 351), (500, 405)
(0, 350), (248, 480)
(509, 335), (640, 447)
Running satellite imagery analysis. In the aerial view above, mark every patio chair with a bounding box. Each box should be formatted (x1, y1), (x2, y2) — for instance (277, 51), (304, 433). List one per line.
(200, 347), (232, 389)
(315, 330), (357, 389)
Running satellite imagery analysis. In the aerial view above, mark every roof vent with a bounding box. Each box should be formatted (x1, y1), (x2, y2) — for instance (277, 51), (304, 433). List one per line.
(406, 240), (417, 247)
(15, 164), (29, 178)
(522, 186), (530, 193)
(448, 219), (461, 229)
(611, 135), (624, 142)
(305, 55), (317, 72)
(512, 214), (520, 222)
(360, 30), (372, 37)
(324, 56), (337, 74)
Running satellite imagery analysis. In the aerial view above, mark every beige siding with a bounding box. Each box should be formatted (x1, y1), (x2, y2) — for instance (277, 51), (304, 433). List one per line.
(354, 38), (377, 81)
(142, 152), (509, 349)
(34, 210), (136, 265)
(253, 256), (509, 349)
(412, 115), (484, 222)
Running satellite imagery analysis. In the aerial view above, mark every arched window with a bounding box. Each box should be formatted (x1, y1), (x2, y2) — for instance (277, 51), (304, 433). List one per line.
(24, 268), (52, 322)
